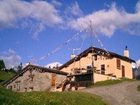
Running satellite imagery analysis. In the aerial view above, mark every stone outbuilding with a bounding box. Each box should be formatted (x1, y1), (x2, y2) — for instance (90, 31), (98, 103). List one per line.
(4, 46), (136, 92)
(3, 64), (67, 92)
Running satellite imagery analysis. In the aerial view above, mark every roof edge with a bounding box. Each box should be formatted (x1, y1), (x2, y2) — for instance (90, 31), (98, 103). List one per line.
(59, 47), (135, 70)
(3, 64), (68, 86)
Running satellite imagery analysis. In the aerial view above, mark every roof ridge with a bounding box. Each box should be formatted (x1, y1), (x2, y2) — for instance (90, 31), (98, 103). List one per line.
(3, 64), (68, 86)
(59, 47), (135, 70)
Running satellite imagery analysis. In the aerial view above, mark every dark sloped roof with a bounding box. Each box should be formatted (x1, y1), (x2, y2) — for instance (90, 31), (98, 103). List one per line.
(3, 64), (68, 86)
(59, 47), (135, 70)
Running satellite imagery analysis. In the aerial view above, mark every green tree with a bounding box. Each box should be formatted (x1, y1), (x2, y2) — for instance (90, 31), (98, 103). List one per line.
(9, 68), (17, 73)
(0, 60), (6, 70)
(16, 62), (23, 72)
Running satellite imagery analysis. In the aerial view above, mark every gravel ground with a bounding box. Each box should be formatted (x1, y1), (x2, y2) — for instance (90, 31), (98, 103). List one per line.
(81, 81), (140, 105)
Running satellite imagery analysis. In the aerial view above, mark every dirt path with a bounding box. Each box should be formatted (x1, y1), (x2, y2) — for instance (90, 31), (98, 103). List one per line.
(81, 81), (140, 105)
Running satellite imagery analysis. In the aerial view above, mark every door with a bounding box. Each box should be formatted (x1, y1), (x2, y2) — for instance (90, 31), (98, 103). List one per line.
(51, 73), (56, 86)
(122, 65), (125, 77)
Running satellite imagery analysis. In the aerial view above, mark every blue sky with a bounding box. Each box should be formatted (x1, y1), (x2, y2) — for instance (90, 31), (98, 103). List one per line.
(0, 0), (140, 68)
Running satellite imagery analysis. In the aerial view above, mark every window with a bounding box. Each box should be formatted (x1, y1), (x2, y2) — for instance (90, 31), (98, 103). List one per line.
(8, 86), (12, 90)
(101, 64), (105, 74)
(100, 56), (102, 60)
(94, 55), (97, 61)
(107, 65), (109, 68)
(116, 59), (121, 69)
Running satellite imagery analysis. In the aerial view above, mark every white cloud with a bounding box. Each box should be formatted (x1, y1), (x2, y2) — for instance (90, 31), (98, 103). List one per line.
(45, 62), (62, 69)
(68, 2), (140, 37)
(132, 63), (137, 68)
(29, 57), (39, 65)
(0, 49), (21, 69)
(68, 1), (83, 17)
(51, 0), (62, 7)
(136, 59), (140, 67)
(22, 63), (30, 68)
(62, 1), (83, 24)
(0, 0), (63, 38)
(22, 62), (39, 68)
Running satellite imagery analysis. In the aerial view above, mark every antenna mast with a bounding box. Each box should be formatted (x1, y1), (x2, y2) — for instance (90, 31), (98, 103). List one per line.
(89, 20), (95, 84)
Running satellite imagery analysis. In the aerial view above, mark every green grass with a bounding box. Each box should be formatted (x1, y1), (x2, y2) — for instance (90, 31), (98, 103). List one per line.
(0, 71), (15, 85)
(137, 85), (140, 92)
(0, 86), (107, 105)
(90, 78), (134, 87)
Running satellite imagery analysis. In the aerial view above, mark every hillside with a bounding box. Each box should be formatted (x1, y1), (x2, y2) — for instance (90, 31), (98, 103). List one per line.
(0, 71), (15, 85)
(0, 86), (107, 105)
(0, 71), (107, 105)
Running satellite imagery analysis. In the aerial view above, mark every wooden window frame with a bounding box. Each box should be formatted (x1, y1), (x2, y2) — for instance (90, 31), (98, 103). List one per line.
(116, 59), (121, 70)
(101, 64), (105, 74)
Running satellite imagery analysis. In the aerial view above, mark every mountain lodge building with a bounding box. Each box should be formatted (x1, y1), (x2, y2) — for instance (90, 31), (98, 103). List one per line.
(4, 46), (135, 92)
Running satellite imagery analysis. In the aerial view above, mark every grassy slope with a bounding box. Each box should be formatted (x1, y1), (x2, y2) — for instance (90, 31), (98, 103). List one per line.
(0, 71), (15, 84)
(0, 71), (107, 105)
(0, 86), (107, 105)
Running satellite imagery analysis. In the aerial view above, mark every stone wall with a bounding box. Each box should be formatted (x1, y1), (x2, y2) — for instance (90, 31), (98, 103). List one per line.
(6, 67), (66, 92)
(94, 73), (115, 83)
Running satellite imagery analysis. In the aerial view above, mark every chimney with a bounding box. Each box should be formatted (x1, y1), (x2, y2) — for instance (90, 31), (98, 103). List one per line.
(71, 48), (79, 59)
(124, 46), (129, 57)
(71, 54), (76, 59)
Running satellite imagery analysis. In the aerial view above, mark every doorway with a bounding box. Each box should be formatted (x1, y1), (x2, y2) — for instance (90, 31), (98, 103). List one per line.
(122, 65), (125, 77)
(51, 73), (56, 86)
